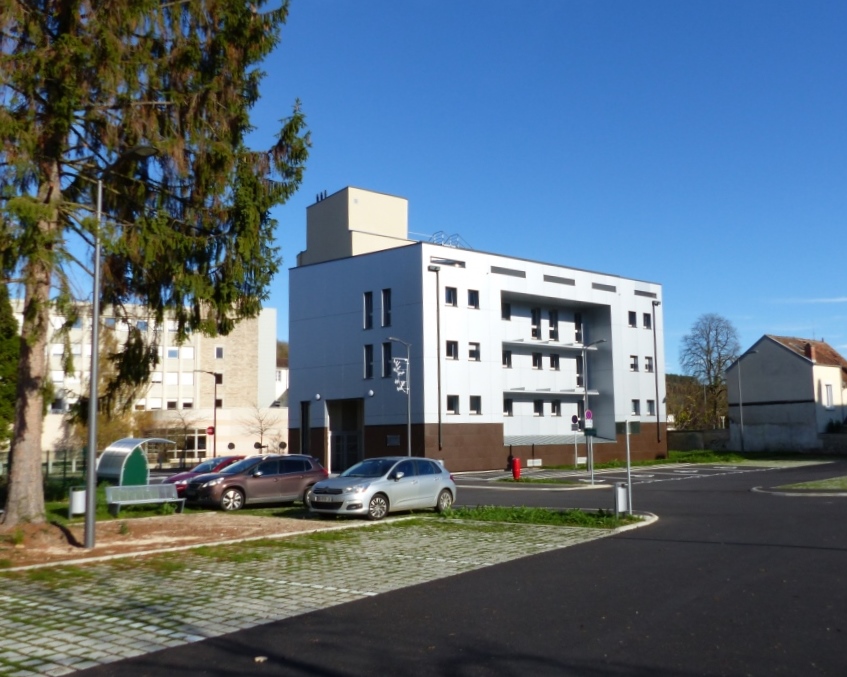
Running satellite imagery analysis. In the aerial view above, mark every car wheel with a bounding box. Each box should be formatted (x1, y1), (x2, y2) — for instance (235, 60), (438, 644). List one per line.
(302, 486), (313, 509)
(367, 494), (389, 521)
(435, 489), (453, 513)
(220, 488), (245, 511)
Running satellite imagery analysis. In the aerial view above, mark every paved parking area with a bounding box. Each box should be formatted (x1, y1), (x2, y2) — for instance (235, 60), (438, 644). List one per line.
(0, 519), (622, 676)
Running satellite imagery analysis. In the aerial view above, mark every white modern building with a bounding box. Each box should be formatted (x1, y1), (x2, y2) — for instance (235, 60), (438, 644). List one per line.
(289, 187), (666, 472)
(9, 301), (286, 467)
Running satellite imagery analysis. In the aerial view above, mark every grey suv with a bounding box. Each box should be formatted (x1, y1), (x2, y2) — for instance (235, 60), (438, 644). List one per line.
(185, 454), (328, 511)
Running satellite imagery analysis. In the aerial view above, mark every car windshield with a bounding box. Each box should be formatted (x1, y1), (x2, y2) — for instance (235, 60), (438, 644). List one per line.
(190, 459), (218, 474)
(220, 457), (264, 475)
(340, 459), (398, 478)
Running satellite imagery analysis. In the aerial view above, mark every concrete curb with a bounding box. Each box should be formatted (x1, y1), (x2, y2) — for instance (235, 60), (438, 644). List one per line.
(752, 486), (847, 498)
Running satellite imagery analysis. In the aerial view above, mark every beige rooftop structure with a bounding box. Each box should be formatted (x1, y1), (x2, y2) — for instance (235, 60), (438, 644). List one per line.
(297, 187), (412, 266)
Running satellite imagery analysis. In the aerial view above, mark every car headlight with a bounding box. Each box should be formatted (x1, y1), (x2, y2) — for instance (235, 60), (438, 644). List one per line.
(345, 483), (370, 494)
(202, 477), (224, 488)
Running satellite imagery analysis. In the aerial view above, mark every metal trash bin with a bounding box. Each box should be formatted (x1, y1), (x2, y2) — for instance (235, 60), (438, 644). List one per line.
(69, 487), (86, 519)
(614, 482), (628, 515)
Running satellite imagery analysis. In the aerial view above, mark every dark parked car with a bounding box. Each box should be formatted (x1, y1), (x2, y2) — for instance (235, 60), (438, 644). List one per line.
(185, 454), (328, 511)
(162, 456), (245, 497)
(308, 456), (456, 520)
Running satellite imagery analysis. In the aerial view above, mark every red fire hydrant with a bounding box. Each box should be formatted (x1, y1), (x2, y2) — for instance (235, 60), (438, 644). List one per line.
(511, 457), (521, 480)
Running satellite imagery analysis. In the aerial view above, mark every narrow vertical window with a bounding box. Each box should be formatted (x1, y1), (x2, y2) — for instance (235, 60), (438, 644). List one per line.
(531, 307), (541, 338)
(215, 346), (224, 359)
(446, 395), (459, 414)
(470, 396), (482, 415)
(533, 400), (544, 416)
(502, 350), (512, 368)
(382, 342), (392, 378)
(552, 400), (562, 417)
(502, 302), (511, 320)
(532, 352), (542, 369)
(548, 310), (559, 340)
(445, 287), (457, 306)
(363, 292), (373, 329)
(550, 354), (560, 370)
(576, 355), (584, 387)
(503, 398), (513, 416)
(631, 399), (641, 416)
(300, 401), (311, 454)
(643, 312), (652, 330)
(364, 344), (374, 379)
(574, 312), (583, 343)
(647, 399), (656, 416)
(628, 311), (637, 328)
(630, 355), (639, 371)
(468, 289), (480, 309)
(469, 342), (481, 361)
(645, 356), (654, 373)
(446, 341), (459, 360)
(381, 288), (392, 327)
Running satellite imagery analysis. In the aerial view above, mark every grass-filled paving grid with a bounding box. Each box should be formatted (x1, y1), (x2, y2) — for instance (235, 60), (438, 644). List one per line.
(0, 518), (617, 676)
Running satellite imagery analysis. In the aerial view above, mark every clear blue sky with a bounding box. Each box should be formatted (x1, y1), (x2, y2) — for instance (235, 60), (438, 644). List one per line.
(247, 0), (847, 374)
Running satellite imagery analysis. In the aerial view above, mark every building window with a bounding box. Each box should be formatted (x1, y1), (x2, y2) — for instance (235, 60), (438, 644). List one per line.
(825, 384), (834, 409)
(381, 289), (391, 327)
(534, 400), (544, 417)
(135, 319), (147, 331)
(165, 372), (178, 385)
(630, 355), (639, 371)
(576, 355), (584, 387)
(643, 312), (652, 330)
(470, 396), (482, 415)
(363, 291), (373, 329)
(531, 307), (541, 338)
(550, 354), (560, 370)
(167, 347), (179, 359)
(364, 344), (374, 379)
(182, 399), (194, 409)
(446, 341), (459, 360)
(214, 372), (223, 385)
(167, 400), (178, 410)
(445, 287), (458, 306)
(631, 399), (641, 416)
(647, 399), (656, 416)
(503, 398), (513, 416)
(532, 352), (543, 370)
(468, 289), (480, 309)
(645, 356), (654, 373)
(215, 346), (224, 359)
(446, 395), (459, 414)
(502, 350), (512, 368)
(574, 312), (583, 343)
(382, 342), (392, 378)
(148, 397), (162, 410)
(502, 302), (511, 320)
(151, 371), (163, 383)
(628, 311), (637, 328)
(469, 342), (481, 361)
(552, 400), (562, 417)
(548, 310), (559, 341)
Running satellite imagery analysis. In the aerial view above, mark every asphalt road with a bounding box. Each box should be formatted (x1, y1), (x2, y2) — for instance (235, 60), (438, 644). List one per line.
(79, 460), (847, 677)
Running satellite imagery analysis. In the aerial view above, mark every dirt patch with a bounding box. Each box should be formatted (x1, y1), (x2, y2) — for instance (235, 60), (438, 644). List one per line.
(0, 513), (336, 569)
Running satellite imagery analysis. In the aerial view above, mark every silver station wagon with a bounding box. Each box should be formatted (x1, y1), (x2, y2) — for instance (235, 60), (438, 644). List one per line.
(308, 456), (457, 520)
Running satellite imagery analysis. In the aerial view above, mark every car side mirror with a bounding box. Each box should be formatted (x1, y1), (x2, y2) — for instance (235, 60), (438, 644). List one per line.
(253, 469), (263, 477)
(393, 471), (405, 481)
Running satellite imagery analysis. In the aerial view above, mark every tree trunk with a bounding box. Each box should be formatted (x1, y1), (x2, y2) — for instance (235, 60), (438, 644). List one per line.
(2, 167), (59, 527)
(2, 262), (51, 526)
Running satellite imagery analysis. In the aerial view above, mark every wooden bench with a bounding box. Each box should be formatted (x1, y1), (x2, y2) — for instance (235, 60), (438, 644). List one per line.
(106, 484), (186, 517)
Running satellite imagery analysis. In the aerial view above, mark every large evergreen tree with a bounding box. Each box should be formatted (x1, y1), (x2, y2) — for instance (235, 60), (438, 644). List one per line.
(0, 0), (309, 526)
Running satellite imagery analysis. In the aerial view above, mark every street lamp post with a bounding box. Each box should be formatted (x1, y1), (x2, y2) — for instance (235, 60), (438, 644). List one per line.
(737, 350), (758, 452)
(201, 371), (220, 459)
(388, 337), (411, 456)
(582, 338), (606, 485)
(84, 145), (158, 549)
(625, 417), (636, 515)
(651, 300), (662, 445)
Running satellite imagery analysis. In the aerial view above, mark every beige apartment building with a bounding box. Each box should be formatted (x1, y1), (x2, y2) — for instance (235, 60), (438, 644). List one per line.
(7, 301), (285, 469)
